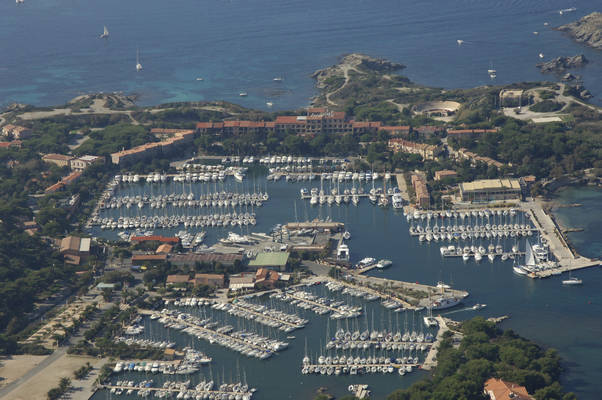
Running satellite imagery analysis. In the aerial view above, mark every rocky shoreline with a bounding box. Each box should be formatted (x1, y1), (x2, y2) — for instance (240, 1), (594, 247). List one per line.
(556, 12), (602, 49)
(536, 55), (588, 74)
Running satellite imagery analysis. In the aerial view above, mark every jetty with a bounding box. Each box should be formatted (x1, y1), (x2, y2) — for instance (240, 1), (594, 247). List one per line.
(421, 316), (450, 371)
(522, 201), (599, 278)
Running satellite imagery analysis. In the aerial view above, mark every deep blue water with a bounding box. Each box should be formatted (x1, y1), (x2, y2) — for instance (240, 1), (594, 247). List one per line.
(2, 0), (602, 110)
(90, 177), (602, 399)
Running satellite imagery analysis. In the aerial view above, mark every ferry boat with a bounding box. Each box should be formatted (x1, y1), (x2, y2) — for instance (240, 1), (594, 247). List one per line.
(356, 257), (376, 268)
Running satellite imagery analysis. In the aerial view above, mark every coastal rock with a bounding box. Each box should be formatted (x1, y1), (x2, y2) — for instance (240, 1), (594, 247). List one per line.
(536, 55), (588, 73)
(311, 53), (405, 88)
(556, 12), (602, 49)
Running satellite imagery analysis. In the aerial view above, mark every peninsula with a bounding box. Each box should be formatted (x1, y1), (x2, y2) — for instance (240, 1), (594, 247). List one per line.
(556, 11), (602, 49)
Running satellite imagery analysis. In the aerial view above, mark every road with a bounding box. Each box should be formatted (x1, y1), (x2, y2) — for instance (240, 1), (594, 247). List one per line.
(0, 347), (68, 398)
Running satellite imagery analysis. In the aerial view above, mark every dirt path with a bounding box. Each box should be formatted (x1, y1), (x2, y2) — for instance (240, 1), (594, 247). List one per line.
(325, 65), (360, 106)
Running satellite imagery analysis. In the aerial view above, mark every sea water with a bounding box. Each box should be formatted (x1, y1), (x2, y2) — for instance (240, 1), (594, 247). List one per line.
(2, 0), (601, 110)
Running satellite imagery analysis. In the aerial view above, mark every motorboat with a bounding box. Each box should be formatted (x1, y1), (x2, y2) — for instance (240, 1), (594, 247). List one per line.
(562, 276), (582, 285)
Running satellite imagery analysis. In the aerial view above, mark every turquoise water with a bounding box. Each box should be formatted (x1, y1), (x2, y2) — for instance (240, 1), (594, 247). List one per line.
(2, 0), (602, 110)
(90, 177), (602, 399)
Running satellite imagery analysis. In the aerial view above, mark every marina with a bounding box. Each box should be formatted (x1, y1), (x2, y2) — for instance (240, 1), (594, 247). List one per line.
(83, 167), (599, 400)
(148, 309), (289, 359)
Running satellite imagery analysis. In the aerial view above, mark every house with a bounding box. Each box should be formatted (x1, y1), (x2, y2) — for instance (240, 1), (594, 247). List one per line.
(388, 138), (442, 160)
(110, 130), (195, 165)
(155, 244), (173, 254)
(131, 254), (167, 264)
(483, 378), (533, 400)
(130, 235), (180, 245)
(192, 273), (225, 288)
(45, 171), (82, 194)
(42, 153), (74, 168)
(247, 251), (289, 272)
(2, 124), (32, 140)
(411, 174), (430, 209)
(60, 236), (91, 265)
(434, 170), (458, 181)
(166, 274), (191, 286)
(70, 155), (104, 172)
(229, 274), (256, 291)
(0, 140), (22, 149)
(254, 268), (281, 289)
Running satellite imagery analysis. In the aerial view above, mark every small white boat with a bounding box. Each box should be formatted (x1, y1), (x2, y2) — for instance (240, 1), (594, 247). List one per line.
(273, 77), (283, 82)
(266, 101), (273, 107)
(562, 276), (582, 285)
(99, 25), (109, 39)
(456, 39), (464, 46)
(472, 303), (487, 310)
(136, 48), (143, 72)
(239, 91), (248, 97)
(196, 77), (204, 81)
(539, 53), (544, 59)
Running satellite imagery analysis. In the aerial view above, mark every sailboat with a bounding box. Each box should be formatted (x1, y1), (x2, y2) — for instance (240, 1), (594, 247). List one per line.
(514, 238), (535, 275)
(99, 25), (109, 39)
(488, 62), (497, 79)
(562, 272), (582, 285)
(136, 48), (143, 72)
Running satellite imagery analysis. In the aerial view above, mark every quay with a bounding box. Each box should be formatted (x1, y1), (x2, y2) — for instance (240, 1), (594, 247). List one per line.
(99, 384), (253, 399)
(139, 310), (285, 357)
(219, 301), (307, 331)
(421, 316), (450, 371)
(324, 276), (415, 310)
(346, 274), (469, 308)
(522, 201), (599, 278)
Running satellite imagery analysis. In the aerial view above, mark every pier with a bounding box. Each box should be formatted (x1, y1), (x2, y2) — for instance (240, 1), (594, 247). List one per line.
(141, 310), (288, 359)
(275, 290), (362, 319)
(421, 316), (450, 371)
(100, 383), (253, 399)
(522, 202), (599, 278)
(214, 300), (307, 331)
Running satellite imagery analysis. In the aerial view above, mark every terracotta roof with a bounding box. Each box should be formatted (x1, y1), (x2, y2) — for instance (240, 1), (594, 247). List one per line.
(132, 254), (168, 262)
(156, 244), (173, 254)
(484, 378), (532, 400)
(131, 235), (180, 244)
(275, 116), (303, 124)
(166, 274), (190, 284)
(42, 153), (74, 162)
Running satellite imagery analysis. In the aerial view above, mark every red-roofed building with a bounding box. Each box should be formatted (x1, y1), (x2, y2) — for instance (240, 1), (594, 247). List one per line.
(110, 130), (195, 165)
(378, 125), (410, 136)
(484, 378), (533, 400)
(2, 124), (32, 140)
(44, 171), (82, 194)
(131, 235), (180, 244)
(0, 140), (22, 148)
(132, 254), (167, 263)
(388, 138), (442, 160)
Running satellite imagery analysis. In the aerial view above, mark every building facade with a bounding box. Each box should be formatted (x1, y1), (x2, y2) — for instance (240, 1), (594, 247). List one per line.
(388, 138), (442, 160)
(111, 129), (195, 165)
(70, 155), (104, 171)
(459, 179), (522, 202)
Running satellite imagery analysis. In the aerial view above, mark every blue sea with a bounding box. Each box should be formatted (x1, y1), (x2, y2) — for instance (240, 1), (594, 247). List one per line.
(1, 0), (602, 110)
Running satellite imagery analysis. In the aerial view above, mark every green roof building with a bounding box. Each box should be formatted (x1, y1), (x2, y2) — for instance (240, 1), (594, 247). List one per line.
(248, 251), (290, 271)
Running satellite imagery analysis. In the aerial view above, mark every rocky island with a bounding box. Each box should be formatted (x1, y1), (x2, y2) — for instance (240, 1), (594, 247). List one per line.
(536, 54), (589, 73)
(556, 11), (602, 49)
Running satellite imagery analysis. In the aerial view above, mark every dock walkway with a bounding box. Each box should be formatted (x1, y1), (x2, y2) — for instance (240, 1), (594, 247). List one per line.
(421, 316), (449, 371)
